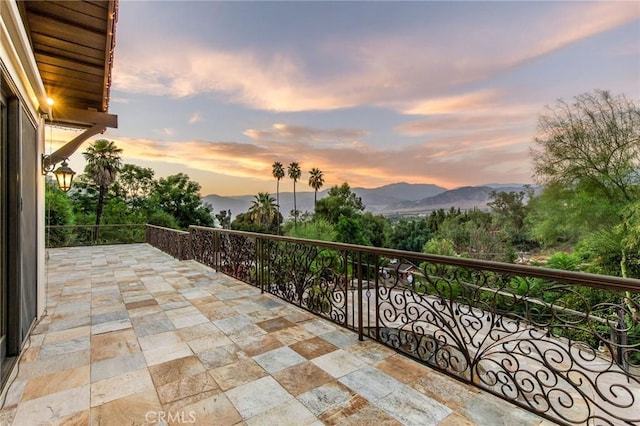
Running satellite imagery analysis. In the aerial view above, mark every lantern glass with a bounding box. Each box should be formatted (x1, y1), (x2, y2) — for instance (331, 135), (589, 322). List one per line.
(53, 161), (75, 193)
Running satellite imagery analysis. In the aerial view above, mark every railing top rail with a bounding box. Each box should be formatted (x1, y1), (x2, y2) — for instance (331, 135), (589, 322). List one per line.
(47, 223), (146, 229)
(189, 225), (640, 293)
(146, 224), (190, 235)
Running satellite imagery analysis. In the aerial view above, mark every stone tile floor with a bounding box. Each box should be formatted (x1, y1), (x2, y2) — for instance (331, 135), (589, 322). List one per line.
(0, 244), (552, 425)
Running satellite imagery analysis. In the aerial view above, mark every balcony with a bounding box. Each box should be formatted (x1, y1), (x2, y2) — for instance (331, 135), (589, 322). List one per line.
(0, 225), (638, 425)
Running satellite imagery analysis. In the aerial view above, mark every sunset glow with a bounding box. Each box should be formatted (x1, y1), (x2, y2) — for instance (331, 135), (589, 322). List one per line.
(48, 1), (640, 196)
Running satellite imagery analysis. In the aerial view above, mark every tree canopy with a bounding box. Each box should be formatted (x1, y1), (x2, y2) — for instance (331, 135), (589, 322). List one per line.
(314, 182), (364, 224)
(529, 90), (640, 278)
(308, 167), (324, 204)
(82, 139), (123, 237)
(532, 90), (640, 203)
(150, 173), (213, 229)
(113, 164), (155, 207)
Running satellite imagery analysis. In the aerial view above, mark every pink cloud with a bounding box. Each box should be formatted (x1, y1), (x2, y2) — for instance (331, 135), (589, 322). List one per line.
(72, 130), (531, 195)
(244, 123), (367, 143)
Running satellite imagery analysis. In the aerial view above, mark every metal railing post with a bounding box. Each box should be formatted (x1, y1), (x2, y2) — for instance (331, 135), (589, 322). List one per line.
(357, 251), (364, 341)
(258, 237), (263, 292)
(214, 230), (220, 270)
(375, 255), (380, 342)
(344, 250), (349, 328)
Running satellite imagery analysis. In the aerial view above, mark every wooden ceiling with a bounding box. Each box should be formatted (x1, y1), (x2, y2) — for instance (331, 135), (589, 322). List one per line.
(18, 0), (117, 115)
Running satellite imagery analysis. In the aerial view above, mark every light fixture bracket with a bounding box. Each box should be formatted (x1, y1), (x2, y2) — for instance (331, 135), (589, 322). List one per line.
(41, 154), (54, 175)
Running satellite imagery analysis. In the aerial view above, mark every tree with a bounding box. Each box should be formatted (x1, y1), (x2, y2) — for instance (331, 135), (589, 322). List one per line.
(83, 139), (123, 240)
(231, 210), (281, 234)
(44, 181), (74, 247)
(314, 182), (364, 224)
(248, 192), (278, 228)
(530, 90), (640, 277)
(288, 219), (336, 242)
(308, 167), (324, 206)
(215, 210), (232, 229)
(359, 212), (388, 247)
(488, 188), (532, 249)
(526, 183), (614, 247)
(386, 217), (432, 252)
(113, 164), (155, 208)
(147, 210), (179, 229)
(532, 90), (640, 203)
(150, 173), (213, 229)
(335, 216), (366, 245)
(66, 174), (98, 224)
(423, 238), (456, 256)
(287, 162), (301, 228)
(272, 161), (285, 234)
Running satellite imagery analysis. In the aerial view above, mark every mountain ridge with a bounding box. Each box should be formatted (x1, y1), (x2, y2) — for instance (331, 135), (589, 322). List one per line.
(202, 182), (533, 218)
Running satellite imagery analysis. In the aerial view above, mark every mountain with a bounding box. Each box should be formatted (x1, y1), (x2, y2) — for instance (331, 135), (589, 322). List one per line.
(480, 183), (533, 189)
(383, 185), (531, 214)
(201, 194), (255, 216)
(203, 182), (530, 218)
(351, 182), (446, 210)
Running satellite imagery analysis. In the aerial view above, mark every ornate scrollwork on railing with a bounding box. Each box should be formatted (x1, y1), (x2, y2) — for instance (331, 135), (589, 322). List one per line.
(261, 239), (348, 325)
(218, 233), (257, 284)
(146, 225), (192, 260)
(190, 226), (216, 267)
(151, 225), (640, 425)
(376, 258), (640, 425)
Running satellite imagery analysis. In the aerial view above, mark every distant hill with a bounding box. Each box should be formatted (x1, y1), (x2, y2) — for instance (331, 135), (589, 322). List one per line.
(383, 185), (532, 214)
(201, 194), (256, 216)
(202, 182), (531, 218)
(351, 182), (446, 211)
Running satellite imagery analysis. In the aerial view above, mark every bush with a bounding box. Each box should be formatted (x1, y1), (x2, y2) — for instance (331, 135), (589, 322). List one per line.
(45, 185), (74, 247)
(147, 210), (179, 229)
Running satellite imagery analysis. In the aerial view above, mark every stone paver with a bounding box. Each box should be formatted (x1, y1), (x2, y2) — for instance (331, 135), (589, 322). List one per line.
(0, 244), (550, 425)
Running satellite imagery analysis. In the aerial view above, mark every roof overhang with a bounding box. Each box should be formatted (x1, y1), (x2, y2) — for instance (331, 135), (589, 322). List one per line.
(18, 0), (118, 130)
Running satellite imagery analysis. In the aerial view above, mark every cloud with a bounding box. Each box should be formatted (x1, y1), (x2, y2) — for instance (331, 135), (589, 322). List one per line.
(188, 112), (201, 124)
(244, 123), (368, 143)
(403, 90), (500, 116)
(112, 2), (638, 114)
(396, 97), (540, 137)
(396, 114), (530, 137)
(113, 47), (349, 111)
(393, 88), (541, 137)
(46, 123), (534, 194)
(153, 128), (175, 137)
(83, 129), (532, 193)
(110, 97), (130, 104)
(530, 2), (640, 59)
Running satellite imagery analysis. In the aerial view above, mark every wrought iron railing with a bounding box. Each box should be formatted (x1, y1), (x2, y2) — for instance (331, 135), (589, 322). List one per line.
(152, 225), (640, 425)
(45, 224), (146, 248)
(145, 225), (192, 261)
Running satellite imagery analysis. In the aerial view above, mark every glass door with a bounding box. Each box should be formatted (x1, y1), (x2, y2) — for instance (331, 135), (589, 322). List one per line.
(0, 91), (7, 375)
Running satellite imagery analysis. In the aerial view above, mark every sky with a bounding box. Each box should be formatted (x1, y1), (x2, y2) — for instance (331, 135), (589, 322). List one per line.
(48, 1), (640, 196)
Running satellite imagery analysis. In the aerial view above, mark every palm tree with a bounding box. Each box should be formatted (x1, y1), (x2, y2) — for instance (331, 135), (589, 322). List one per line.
(248, 192), (277, 228)
(83, 139), (123, 241)
(308, 167), (324, 206)
(288, 162), (301, 227)
(272, 161), (285, 234)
